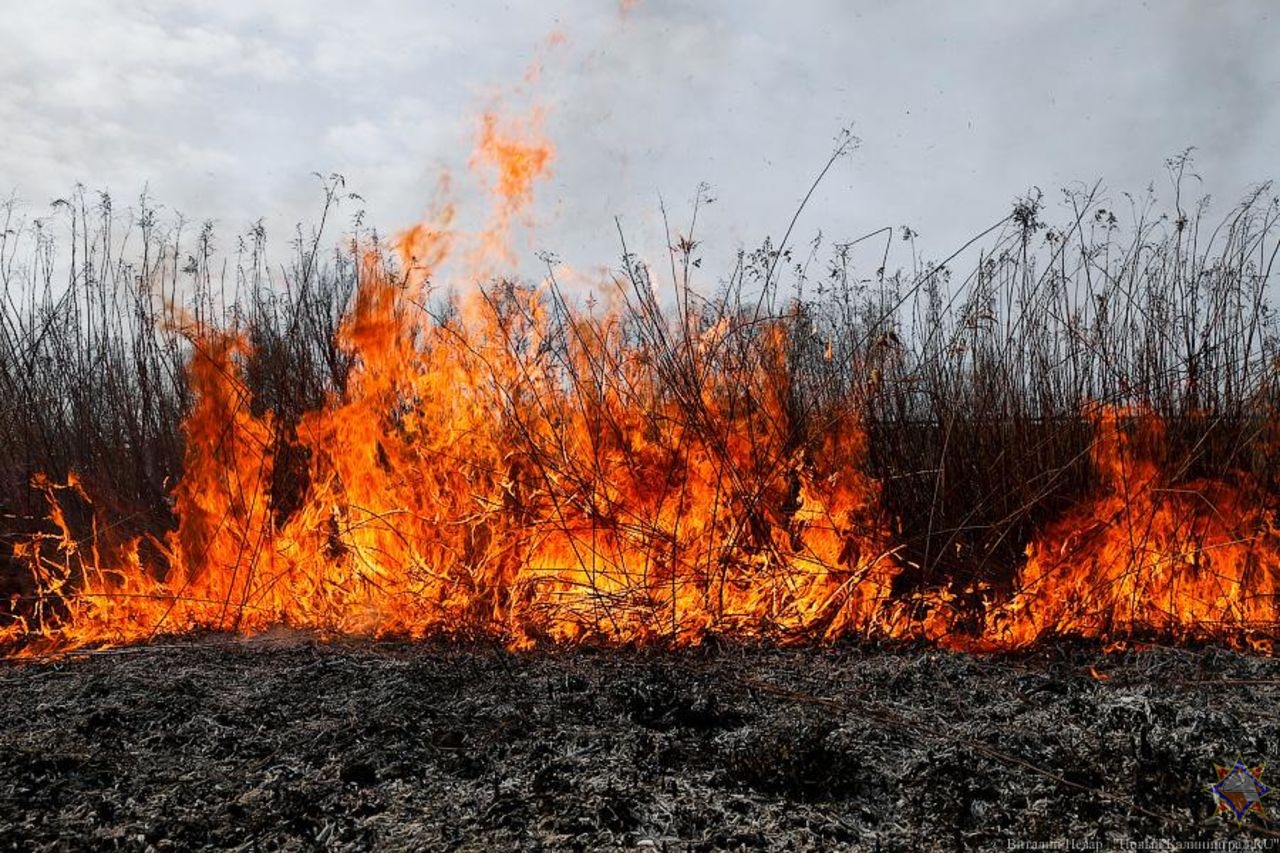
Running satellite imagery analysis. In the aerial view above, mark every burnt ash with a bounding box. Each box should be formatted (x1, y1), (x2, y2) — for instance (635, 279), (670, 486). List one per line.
(0, 637), (1277, 851)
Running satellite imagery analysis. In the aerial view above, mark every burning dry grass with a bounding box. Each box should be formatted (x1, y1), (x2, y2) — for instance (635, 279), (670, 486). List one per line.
(1, 145), (1279, 655)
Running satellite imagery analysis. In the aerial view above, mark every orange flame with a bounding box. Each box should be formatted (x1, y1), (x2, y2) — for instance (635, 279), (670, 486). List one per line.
(985, 405), (1279, 652)
(0, 100), (905, 656)
(2, 63), (1277, 658)
(3, 293), (903, 652)
(468, 108), (553, 271)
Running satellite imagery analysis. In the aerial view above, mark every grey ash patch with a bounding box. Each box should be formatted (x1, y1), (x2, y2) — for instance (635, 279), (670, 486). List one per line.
(0, 638), (1277, 850)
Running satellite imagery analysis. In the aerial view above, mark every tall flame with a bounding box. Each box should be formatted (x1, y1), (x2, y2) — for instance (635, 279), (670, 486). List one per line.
(1, 101), (904, 655)
(2, 81), (1277, 658)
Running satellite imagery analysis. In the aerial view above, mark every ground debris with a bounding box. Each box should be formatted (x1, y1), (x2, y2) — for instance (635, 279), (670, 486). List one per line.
(0, 638), (1277, 850)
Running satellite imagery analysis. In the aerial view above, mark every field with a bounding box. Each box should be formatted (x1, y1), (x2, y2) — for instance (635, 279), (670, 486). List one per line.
(1, 159), (1279, 847)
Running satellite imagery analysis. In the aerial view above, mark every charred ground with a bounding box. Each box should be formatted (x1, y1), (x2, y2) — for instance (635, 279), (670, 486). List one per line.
(1, 637), (1277, 851)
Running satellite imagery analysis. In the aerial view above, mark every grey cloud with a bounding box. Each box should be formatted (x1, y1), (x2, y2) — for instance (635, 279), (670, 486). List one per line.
(0, 1), (1276, 283)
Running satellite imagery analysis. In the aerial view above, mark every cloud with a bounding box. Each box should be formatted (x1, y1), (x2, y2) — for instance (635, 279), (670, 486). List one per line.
(2, 4), (300, 98)
(0, 0), (1276, 281)
(324, 120), (390, 163)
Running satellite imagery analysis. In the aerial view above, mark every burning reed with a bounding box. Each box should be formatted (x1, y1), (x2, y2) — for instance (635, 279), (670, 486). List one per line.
(2, 150), (1279, 655)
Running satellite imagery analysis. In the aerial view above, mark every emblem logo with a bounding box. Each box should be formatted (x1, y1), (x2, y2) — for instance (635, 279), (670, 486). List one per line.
(1207, 758), (1271, 822)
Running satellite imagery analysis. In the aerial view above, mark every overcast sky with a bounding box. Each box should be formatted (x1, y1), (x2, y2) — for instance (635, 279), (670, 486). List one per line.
(2, 0), (1278, 285)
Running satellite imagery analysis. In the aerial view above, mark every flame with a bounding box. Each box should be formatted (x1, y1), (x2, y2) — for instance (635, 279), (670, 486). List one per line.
(0, 97), (905, 656)
(4, 286), (903, 652)
(8, 272), (1279, 656)
(985, 405), (1279, 652)
(2, 60), (1277, 658)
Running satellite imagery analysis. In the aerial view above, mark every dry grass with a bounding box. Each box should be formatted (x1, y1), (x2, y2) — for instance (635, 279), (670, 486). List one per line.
(2, 160), (1277, 639)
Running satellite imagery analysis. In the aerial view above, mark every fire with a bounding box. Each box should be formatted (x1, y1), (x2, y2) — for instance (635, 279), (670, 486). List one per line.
(985, 405), (1279, 652)
(473, 110), (552, 214)
(0, 99), (903, 655)
(468, 108), (553, 270)
(2, 72), (1276, 658)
